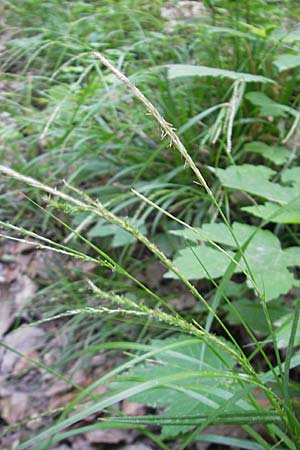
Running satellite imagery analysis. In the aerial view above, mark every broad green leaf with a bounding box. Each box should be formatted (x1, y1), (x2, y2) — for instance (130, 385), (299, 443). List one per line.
(114, 335), (251, 438)
(225, 299), (289, 335)
(165, 245), (236, 280)
(282, 167), (300, 192)
(274, 314), (300, 349)
(167, 65), (274, 83)
(242, 202), (300, 224)
(215, 164), (296, 203)
(215, 165), (300, 223)
(274, 54), (300, 72)
(250, 270), (294, 302)
(171, 222), (268, 247)
(283, 246), (300, 267)
(245, 92), (287, 117)
(167, 222), (299, 301)
(271, 29), (300, 43)
(243, 141), (290, 165)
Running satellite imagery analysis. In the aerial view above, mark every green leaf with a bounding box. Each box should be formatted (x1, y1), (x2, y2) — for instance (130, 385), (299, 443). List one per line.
(283, 246), (300, 267)
(282, 167), (300, 192)
(225, 299), (289, 335)
(167, 222), (299, 301)
(272, 29), (300, 43)
(165, 245), (236, 280)
(245, 92), (287, 117)
(215, 164), (296, 203)
(215, 165), (300, 223)
(167, 65), (274, 83)
(243, 141), (290, 165)
(242, 202), (300, 224)
(241, 22), (275, 38)
(274, 54), (300, 72)
(15, 339), (222, 449)
(171, 222), (262, 246)
(274, 314), (300, 349)
(114, 335), (251, 438)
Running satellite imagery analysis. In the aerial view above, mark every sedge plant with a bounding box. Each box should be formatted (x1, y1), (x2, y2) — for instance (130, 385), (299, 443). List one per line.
(1, 49), (300, 449)
(2, 1), (300, 448)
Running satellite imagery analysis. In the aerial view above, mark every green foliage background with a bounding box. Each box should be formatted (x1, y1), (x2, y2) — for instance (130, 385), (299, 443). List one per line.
(1, 0), (300, 449)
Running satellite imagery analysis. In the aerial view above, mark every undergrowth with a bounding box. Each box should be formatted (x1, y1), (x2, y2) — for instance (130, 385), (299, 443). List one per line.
(1, 1), (300, 449)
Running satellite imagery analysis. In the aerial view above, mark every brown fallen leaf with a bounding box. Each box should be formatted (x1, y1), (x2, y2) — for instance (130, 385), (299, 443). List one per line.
(34, 250), (67, 280)
(169, 292), (197, 310)
(0, 435), (21, 450)
(122, 400), (146, 416)
(48, 392), (74, 410)
(85, 428), (132, 444)
(71, 436), (96, 450)
(51, 446), (72, 450)
(66, 259), (98, 275)
(0, 391), (29, 424)
(0, 326), (45, 375)
(145, 261), (165, 290)
(46, 380), (70, 397)
(0, 284), (15, 338)
(12, 275), (37, 310)
(119, 444), (154, 450)
(0, 241), (36, 283)
(0, 274), (37, 339)
(12, 350), (39, 376)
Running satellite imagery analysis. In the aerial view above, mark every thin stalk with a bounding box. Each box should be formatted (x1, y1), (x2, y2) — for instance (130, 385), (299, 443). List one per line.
(0, 165), (243, 365)
(91, 51), (262, 331)
(283, 295), (300, 438)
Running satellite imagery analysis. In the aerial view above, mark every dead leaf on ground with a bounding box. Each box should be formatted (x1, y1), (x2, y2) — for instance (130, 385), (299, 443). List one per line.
(0, 241), (36, 282)
(169, 292), (197, 310)
(71, 436), (96, 450)
(66, 259), (98, 275)
(89, 354), (106, 368)
(119, 444), (154, 450)
(122, 400), (146, 416)
(0, 284), (15, 338)
(145, 261), (165, 290)
(48, 392), (74, 410)
(71, 369), (86, 385)
(0, 275), (37, 339)
(12, 350), (39, 376)
(46, 380), (70, 397)
(0, 435), (21, 450)
(51, 446), (72, 450)
(34, 250), (67, 280)
(0, 326), (45, 375)
(85, 428), (133, 444)
(0, 391), (29, 424)
(89, 384), (107, 396)
(12, 275), (37, 310)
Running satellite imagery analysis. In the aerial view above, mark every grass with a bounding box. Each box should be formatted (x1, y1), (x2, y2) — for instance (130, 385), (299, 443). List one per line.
(1, 1), (300, 449)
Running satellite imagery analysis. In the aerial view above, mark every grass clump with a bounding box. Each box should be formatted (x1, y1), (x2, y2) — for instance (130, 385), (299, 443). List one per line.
(1, 1), (300, 449)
